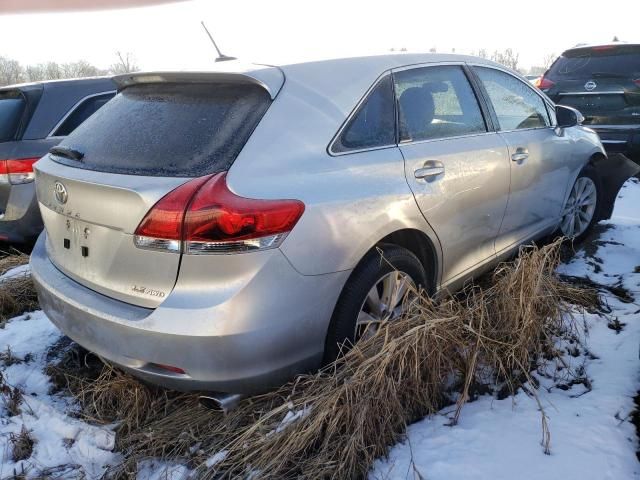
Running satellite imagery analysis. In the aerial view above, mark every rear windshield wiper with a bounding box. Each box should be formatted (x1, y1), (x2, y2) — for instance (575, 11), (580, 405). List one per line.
(49, 146), (84, 162)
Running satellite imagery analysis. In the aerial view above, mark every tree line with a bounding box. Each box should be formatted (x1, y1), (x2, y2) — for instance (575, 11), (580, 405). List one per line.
(0, 51), (138, 87)
(471, 48), (555, 76)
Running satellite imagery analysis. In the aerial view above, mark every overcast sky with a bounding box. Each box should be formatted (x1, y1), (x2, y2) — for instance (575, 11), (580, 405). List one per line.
(0, 0), (636, 71)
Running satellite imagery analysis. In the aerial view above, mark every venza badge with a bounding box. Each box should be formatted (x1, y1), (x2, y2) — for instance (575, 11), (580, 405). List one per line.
(54, 181), (68, 205)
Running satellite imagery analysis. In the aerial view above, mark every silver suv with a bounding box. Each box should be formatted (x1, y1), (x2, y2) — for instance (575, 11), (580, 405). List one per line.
(30, 54), (632, 398)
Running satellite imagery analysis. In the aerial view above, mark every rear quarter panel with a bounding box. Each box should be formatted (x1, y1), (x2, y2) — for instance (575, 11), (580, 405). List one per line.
(225, 68), (443, 279)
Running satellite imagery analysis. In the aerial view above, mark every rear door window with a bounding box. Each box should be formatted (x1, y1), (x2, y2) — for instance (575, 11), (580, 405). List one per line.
(53, 92), (115, 137)
(331, 75), (395, 153)
(475, 67), (550, 131)
(0, 91), (26, 142)
(53, 83), (271, 176)
(394, 65), (487, 142)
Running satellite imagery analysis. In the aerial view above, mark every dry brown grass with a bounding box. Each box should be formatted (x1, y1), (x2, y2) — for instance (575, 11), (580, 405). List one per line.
(9, 426), (35, 462)
(49, 239), (596, 479)
(0, 251), (29, 277)
(0, 252), (37, 324)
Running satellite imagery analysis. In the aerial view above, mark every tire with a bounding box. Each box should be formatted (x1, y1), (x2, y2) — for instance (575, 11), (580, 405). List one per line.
(323, 245), (428, 363)
(559, 167), (602, 243)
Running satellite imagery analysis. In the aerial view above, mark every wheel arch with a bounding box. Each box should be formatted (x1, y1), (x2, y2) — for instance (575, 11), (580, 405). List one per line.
(587, 152), (640, 221)
(376, 229), (438, 294)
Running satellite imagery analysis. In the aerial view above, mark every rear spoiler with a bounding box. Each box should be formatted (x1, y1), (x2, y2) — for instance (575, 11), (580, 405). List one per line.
(113, 65), (285, 99)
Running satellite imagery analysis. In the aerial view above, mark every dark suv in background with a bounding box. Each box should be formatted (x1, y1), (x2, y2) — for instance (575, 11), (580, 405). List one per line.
(0, 77), (116, 242)
(536, 43), (640, 162)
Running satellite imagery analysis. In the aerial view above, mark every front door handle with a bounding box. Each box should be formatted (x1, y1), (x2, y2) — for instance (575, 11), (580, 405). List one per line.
(511, 147), (529, 163)
(414, 161), (445, 180)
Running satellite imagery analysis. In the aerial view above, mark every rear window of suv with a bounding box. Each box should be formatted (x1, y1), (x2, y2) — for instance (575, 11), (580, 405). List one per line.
(0, 90), (26, 142)
(53, 83), (271, 176)
(547, 45), (640, 80)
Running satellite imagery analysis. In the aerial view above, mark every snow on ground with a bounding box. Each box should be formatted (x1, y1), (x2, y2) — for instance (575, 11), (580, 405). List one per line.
(0, 181), (639, 478)
(371, 178), (640, 480)
(0, 268), (119, 478)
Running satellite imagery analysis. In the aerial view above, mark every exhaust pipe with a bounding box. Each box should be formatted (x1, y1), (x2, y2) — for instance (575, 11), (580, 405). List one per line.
(199, 393), (244, 413)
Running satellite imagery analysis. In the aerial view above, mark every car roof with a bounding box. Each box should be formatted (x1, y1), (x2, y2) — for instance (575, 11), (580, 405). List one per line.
(563, 42), (640, 54)
(21, 77), (117, 140)
(0, 75), (114, 93)
(114, 53), (506, 113)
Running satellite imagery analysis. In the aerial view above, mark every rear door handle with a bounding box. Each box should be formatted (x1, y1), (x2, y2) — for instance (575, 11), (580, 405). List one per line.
(511, 147), (529, 163)
(414, 161), (445, 180)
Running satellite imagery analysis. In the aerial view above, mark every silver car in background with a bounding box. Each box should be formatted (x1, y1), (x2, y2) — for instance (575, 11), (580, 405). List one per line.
(30, 54), (635, 401)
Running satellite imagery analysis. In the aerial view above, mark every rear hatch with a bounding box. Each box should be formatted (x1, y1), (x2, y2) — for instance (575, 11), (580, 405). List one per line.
(35, 75), (275, 308)
(544, 44), (640, 126)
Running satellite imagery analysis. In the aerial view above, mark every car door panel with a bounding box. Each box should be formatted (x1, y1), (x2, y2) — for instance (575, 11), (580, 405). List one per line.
(401, 134), (510, 283)
(472, 66), (573, 253)
(393, 65), (511, 284)
(496, 128), (572, 252)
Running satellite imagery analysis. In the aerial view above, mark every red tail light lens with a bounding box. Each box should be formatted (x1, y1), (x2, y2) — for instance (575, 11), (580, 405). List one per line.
(0, 157), (39, 185)
(133, 175), (212, 252)
(134, 173), (305, 254)
(533, 76), (555, 91)
(633, 79), (640, 87)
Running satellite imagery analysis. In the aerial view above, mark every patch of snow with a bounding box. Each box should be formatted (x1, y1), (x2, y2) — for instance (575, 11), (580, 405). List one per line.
(137, 459), (191, 480)
(270, 403), (312, 436)
(0, 264), (30, 282)
(205, 449), (228, 468)
(0, 310), (119, 478)
(371, 178), (640, 480)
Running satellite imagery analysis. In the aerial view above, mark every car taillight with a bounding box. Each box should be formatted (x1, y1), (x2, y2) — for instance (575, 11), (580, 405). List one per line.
(633, 78), (640, 87)
(134, 173), (305, 254)
(533, 76), (555, 91)
(0, 157), (39, 185)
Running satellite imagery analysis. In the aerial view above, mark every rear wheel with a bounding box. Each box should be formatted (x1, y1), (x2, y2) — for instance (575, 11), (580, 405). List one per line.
(559, 168), (601, 242)
(323, 245), (428, 363)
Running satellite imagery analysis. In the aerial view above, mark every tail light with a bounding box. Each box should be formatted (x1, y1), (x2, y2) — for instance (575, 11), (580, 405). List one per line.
(633, 79), (640, 87)
(134, 173), (305, 254)
(0, 157), (39, 185)
(533, 76), (555, 91)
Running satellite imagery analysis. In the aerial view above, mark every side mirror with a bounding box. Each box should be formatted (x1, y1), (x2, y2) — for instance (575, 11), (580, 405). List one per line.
(556, 105), (584, 128)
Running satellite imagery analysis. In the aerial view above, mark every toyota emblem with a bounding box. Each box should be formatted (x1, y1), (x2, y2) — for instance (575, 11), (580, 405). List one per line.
(54, 181), (68, 204)
(584, 80), (597, 91)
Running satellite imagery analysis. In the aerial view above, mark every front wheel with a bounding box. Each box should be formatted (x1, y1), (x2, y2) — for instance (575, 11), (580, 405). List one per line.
(559, 168), (601, 242)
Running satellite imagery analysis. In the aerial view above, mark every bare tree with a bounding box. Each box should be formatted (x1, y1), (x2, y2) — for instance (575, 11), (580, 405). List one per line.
(528, 66), (546, 76)
(491, 48), (520, 71)
(542, 53), (556, 70)
(44, 62), (63, 80)
(61, 60), (104, 78)
(0, 56), (25, 86)
(25, 64), (45, 82)
(0, 56), (109, 86)
(109, 51), (138, 75)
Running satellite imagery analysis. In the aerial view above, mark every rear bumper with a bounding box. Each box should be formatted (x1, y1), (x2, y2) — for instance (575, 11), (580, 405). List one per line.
(0, 182), (43, 243)
(589, 125), (640, 162)
(31, 233), (350, 394)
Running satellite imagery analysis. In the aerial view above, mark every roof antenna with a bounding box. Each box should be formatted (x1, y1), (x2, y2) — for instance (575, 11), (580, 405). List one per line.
(201, 21), (236, 62)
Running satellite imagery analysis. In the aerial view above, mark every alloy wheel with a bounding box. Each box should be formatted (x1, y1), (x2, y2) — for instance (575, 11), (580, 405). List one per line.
(355, 270), (415, 341)
(560, 176), (597, 238)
